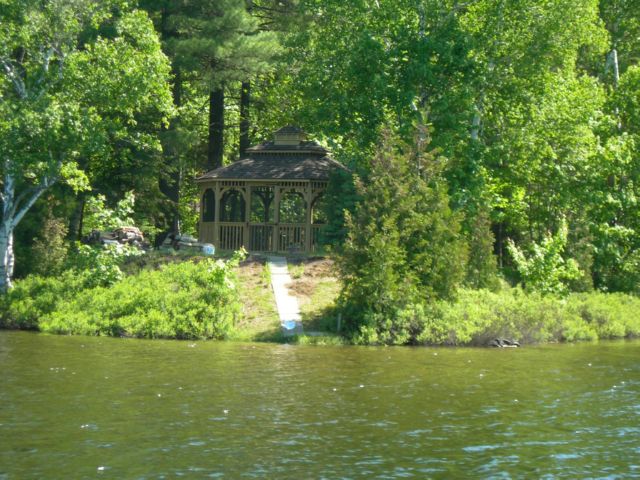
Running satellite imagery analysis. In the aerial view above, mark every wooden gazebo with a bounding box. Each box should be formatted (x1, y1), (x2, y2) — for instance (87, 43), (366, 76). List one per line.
(196, 127), (344, 253)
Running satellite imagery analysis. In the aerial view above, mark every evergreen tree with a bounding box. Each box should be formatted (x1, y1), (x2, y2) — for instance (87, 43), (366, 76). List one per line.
(338, 127), (468, 343)
(143, 0), (281, 170)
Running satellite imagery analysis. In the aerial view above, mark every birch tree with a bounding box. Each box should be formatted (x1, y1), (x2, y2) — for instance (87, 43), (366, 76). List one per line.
(0, 1), (173, 292)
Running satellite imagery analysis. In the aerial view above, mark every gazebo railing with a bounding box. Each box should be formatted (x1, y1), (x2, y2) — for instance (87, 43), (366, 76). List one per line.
(277, 223), (305, 252)
(249, 224), (274, 252)
(200, 221), (326, 253)
(219, 222), (244, 251)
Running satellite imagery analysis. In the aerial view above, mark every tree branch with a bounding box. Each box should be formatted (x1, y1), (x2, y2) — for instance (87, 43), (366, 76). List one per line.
(0, 59), (27, 99)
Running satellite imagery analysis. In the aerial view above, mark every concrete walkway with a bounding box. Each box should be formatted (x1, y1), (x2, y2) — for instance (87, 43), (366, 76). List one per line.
(267, 256), (304, 336)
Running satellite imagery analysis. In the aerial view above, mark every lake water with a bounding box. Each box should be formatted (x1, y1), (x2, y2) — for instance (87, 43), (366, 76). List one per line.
(1, 331), (639, 479)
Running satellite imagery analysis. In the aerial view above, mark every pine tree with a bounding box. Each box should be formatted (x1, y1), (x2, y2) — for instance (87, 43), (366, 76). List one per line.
(144, 0), (280, 169)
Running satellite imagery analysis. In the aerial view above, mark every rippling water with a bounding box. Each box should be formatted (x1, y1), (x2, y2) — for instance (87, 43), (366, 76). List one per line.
(0, 331), (639, 478)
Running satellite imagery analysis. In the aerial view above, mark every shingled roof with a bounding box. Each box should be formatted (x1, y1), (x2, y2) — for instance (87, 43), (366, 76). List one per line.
(197, 129), (346, 182)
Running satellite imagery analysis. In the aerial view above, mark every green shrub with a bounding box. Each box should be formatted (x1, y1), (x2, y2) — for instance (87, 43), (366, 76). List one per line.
(82, 191), (135, 234)
(2, 252), (245, 340)
(66, 243), (144, 288)
(507, 219), (582, 295)
(31, 208), (70, 277)
(40, 257), (242, 339)
(0, 271), (85, 329)
(566, 292), (640, 339)
(350, 288), (640, 346)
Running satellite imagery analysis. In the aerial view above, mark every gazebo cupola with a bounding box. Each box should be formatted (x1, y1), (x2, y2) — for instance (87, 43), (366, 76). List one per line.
(196, 127), (345, 253)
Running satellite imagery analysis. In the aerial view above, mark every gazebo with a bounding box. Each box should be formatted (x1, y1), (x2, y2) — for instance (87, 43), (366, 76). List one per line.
(196, 126), (345, 253)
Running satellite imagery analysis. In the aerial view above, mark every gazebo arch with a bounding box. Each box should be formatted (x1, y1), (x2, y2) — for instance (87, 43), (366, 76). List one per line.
(196, 126), (346, 253)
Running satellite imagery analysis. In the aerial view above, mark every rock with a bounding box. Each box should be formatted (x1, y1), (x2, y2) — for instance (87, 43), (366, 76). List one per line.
(82, 226), (149, 249)
(489, 338), (521, 348)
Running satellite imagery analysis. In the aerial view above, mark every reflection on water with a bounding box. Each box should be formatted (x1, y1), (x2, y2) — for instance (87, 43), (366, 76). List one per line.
(0, 332), (639, 478)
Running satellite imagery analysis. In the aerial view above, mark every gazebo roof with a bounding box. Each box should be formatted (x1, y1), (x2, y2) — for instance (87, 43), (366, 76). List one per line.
(197, 128), (346, 182)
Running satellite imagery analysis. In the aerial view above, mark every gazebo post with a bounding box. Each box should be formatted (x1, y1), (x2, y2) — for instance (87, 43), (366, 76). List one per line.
(243, 185), (251, 248)
(304, 183), (312, 253)
(198, 186), (204, 242)
(272, 186), (281, 252)
(213, 181), (221, 248)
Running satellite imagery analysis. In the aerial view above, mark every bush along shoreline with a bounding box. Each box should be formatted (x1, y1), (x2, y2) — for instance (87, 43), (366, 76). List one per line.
(344, 288), (640, 346)
(0, 251), (244, 340)
(1, 252), (639, 345)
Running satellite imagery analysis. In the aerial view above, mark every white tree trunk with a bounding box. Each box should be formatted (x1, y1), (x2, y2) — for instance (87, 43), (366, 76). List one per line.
(0, 168), (53, 293)
(607, 48), (622, 130)
(471, 108), (482, 141)
(607, 48), (620, 87)
(0, 226), (14, 293)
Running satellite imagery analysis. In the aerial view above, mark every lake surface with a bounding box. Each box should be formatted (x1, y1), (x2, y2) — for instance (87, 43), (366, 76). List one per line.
(1, 331), (639, 479)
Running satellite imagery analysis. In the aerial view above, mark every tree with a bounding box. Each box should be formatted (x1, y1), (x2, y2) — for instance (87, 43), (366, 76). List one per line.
(507, 220), (582, 296)
(143, 0), (281, 169)
(139, 0), (282, 236)
(0, 1), (173, 291)
(338, 126), (468, 343)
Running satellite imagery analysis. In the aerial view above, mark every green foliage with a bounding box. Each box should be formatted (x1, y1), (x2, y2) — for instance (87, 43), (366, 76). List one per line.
(67, 243), (145, 288)
(319, 167), (359, 248)
(465, 205), (500, 290)
(41, 258), (242, 339)
(338, 127), (468, 340)
(348, 288), (640, 346)
(31, 207), (69, 277)
(1, 252), (246, 340)
(293, 334), (346, 346)
(615, 66), (640, 133)
(0, 272), (85, 330)
(177, 181), (200, 236)
(0, 1), (173, 289)
(507, 220), (582, 295)
(261, 263), (272, 285)
(82, 191), (136, 234)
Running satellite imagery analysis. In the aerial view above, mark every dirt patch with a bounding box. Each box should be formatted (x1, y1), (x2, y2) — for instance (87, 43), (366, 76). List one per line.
(286, 258), (340, 332)
(238, 256), (267, 274)
(288, 278), (316, 297)
(289, 257), (336, 276)
(288, 258), (337, 296)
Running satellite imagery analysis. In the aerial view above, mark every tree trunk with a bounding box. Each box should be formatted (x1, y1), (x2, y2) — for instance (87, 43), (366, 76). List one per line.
(208, 86), (225, 170)
(0, 225), (14, 293)
(607, 48), (622, 131)
(159, 67), (182, 234)
(68, 192), (86, 241)
(239, 81), (251, 157)
(607, 48), (620, 88)
(471, 110), (481, 141)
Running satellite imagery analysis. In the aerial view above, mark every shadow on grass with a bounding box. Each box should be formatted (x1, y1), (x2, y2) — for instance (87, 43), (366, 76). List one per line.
(301, 304), (341, 333)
